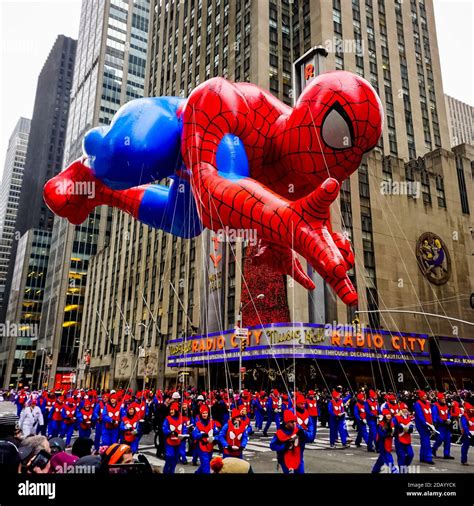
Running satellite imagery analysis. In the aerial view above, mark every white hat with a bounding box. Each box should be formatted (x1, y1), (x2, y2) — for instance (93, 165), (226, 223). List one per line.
(197, 395), (204, 401)
(172, 392), (181, 400)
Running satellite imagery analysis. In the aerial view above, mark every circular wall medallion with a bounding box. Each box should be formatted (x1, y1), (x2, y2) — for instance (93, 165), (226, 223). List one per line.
(415, 232), (451, 285)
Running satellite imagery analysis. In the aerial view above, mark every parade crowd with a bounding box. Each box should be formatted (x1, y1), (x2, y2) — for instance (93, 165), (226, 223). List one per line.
(0, 385), (473, 474)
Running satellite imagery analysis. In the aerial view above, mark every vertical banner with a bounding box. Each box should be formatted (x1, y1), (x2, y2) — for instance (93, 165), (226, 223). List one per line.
(292, 46), (329, 324)
(200, 229), (227, 335)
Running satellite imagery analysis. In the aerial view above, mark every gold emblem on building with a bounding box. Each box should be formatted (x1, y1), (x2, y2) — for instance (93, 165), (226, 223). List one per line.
(416, 232), (451, 285)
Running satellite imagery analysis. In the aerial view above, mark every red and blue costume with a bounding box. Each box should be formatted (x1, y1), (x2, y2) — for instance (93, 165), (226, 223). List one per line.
(372, 409), (398, 473)
(48, 396), (65, 438)
(413, 390), (435, 464)
(252, 391), (266, 431)
(15, 390), (28, 417)
(354, 393), (369, 449)
(306, 390), (318, 439)
(393, 403), (415, 473)
(263, 389), (282, 436)
(162, 402), (188, 474)
(60, 398), (77, 445)
(460, 403), (474, 465)
(120, 407), (140, 453)
(365, 390), (379, 452)
(191, 405), (220, 474)
(217, 408), (248, 459)
(93, 394), (108, 450)
(101, 395), (121, 446)
(270, 409), (312, 474)
(328, 390), (348, 447)
(77, 400), (94, 439)
(431, 393), (453, 459)
(44, 72), (383, 305)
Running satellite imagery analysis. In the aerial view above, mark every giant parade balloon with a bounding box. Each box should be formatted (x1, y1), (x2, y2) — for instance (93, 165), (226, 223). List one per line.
(44, 71), (383, 306)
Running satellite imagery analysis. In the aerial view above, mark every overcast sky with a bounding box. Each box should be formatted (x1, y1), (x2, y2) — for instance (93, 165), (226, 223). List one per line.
(0, 0), (472, 179)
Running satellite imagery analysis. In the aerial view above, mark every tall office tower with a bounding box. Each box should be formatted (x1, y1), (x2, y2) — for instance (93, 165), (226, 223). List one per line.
(38, 0), (151, 390)
(0, 36), (76, 388)
(0, 118), (31, 314)
(445, 95), (474, 147)
(79, 0), (473, 390)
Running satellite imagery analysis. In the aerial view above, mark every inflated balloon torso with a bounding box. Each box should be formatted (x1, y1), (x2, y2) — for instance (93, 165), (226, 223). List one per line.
(44, 71), (383, 305)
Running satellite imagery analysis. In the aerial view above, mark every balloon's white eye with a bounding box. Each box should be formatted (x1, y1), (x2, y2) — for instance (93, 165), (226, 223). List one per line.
(321, 105), (353, 149)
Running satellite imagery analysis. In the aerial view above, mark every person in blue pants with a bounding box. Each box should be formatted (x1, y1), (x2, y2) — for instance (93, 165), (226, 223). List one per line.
(101, 394), (121, 446)
(93, 394), (108, 450)
(393, 403), (415, 473)
(163, 402), (188, 473)
(366, 390), (379, 452)
(263, 390), (281, 436)
(414, 390), (435, 464)
(432, 393), (454, 459)
(60, 398), (77, 446)
(270, 409), (312, 474)
(77, 400), (94, 439)
(354, 392), (369, 449)
(372, 409), (398, 473)
(192, 405), (219, 474)
(328, 390), (349, 448)
(460, 402), (474, 465)
(252, 392), (266, 431)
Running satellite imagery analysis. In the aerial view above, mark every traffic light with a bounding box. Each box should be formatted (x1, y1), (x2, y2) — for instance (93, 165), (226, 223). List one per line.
(240, 338), (247, 351)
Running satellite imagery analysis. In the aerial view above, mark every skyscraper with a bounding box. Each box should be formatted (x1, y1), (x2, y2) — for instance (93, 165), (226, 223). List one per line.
(79, 0), (473, 390)
(0, 35), (77, 388)
(445, 94), (474, 147)
(0, 118), (31, 312)
(38, 0), (151, 391)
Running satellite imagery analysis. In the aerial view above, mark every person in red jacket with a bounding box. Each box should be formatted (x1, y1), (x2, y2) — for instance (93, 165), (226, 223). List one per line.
(366, 389), (379, 452)
(354, 392), (369, 449)
(263, 389), (281, 436)
(432, 393), (454, 459)
(393, 402), (414, 473)
(270, 409), (312, 474)
(48, 395), (65, 438)
(60, 397), (77, 446)
(163, 401), (188, 473)
(192, 404), (220, 474)
(414, 390), (435, 464)
(306, 390), (318, 439)
(460, 402), (474, 465)
(372, 408), (398, 473)
(217, 408), (249, 459)
(102, 393), (121, 446)
(77, 400), (94, 439)
(120, 405), (140, 453)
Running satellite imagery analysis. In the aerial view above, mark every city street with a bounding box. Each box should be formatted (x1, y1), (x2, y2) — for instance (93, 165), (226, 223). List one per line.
(2, 401), (468, 474)
(138, 426), (470, 474)
(0, 402), (472, 473)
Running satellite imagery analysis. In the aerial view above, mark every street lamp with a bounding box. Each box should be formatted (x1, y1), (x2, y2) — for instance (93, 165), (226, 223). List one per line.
(236, 294), (265, 394)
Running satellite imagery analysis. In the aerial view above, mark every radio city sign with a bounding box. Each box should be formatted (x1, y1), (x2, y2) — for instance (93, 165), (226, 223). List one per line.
(167, 322), (431, 367)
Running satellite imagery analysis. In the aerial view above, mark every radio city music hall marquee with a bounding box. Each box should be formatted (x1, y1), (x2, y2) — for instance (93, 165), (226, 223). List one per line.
(167, 322), (431, 368)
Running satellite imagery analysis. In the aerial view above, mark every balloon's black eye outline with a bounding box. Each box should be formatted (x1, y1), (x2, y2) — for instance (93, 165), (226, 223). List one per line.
(320, 102), (354, 150)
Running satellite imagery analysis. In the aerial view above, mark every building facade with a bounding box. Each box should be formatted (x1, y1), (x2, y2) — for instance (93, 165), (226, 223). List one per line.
(0, 36), (77, 388)
(38, 0), (151, 391)
(78, 0), (473, 391)
(0, 118), (31, 316)
(1, 230), (52, 387)
(445, 94), (474, 147)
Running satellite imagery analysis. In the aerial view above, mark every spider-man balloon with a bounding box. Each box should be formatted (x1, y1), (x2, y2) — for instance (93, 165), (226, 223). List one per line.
(44, 71), (383, 306)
